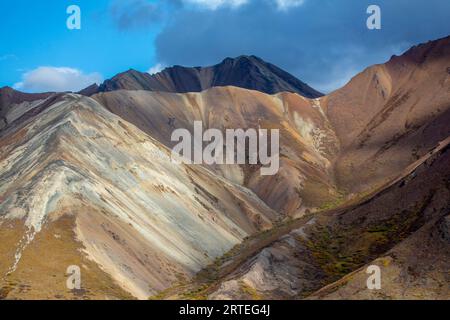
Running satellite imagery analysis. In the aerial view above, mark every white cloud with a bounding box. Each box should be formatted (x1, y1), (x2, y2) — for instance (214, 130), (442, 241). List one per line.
(13, 67), (103, 93)
(147, 63), (165, 75)
(274, 0), (305, 11)
(184, 0), (249, 10)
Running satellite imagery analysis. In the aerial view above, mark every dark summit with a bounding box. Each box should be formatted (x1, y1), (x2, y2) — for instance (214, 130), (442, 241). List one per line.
(95, 55), (323, 98)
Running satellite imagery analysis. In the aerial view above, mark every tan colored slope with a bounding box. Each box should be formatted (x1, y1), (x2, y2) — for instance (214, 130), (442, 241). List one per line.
(1, 36), (449, 301)
(323, 35), (450, 193)
(94, 87), (340, 217)
(0, 94), (277, 299)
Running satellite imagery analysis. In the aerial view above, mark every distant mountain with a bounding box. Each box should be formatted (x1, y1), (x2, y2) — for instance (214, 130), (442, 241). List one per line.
(77, 83), (99, 96)
(94, 55), (323, 98)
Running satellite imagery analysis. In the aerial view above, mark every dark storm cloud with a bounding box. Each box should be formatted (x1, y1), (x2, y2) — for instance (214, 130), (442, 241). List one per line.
(154, 0), (450, 92)
(110, 0), (164, 30)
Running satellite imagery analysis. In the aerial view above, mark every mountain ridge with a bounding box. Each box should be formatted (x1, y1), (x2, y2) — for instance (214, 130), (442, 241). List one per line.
(93, 55), (323, 98)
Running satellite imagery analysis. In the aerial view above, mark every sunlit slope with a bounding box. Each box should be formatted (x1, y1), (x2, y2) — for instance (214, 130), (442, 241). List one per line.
(0, 94), (277, 299)
(324, 35), (450, 193)
(194, 138), (450, 300)
(94, 86), (340, 217)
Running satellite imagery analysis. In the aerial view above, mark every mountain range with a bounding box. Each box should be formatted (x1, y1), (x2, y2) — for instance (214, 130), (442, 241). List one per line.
(0, 36), (449, 300)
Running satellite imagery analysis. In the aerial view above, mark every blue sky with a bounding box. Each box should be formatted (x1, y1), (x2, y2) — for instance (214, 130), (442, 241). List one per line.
(0, 0), (449, 93)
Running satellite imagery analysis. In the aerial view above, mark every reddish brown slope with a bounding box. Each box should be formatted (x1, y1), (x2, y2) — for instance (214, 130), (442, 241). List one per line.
(323, 35), (450, 193)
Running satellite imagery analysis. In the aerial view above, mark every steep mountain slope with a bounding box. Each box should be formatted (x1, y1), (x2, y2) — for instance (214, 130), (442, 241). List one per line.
(0, 94), (278, 299)
(77, 83), (100, 96)
(323, 35), (450, 193)
(95, 56), (323, 98)
(178, 137), (450, 300)
(93, 87), (340, 217)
